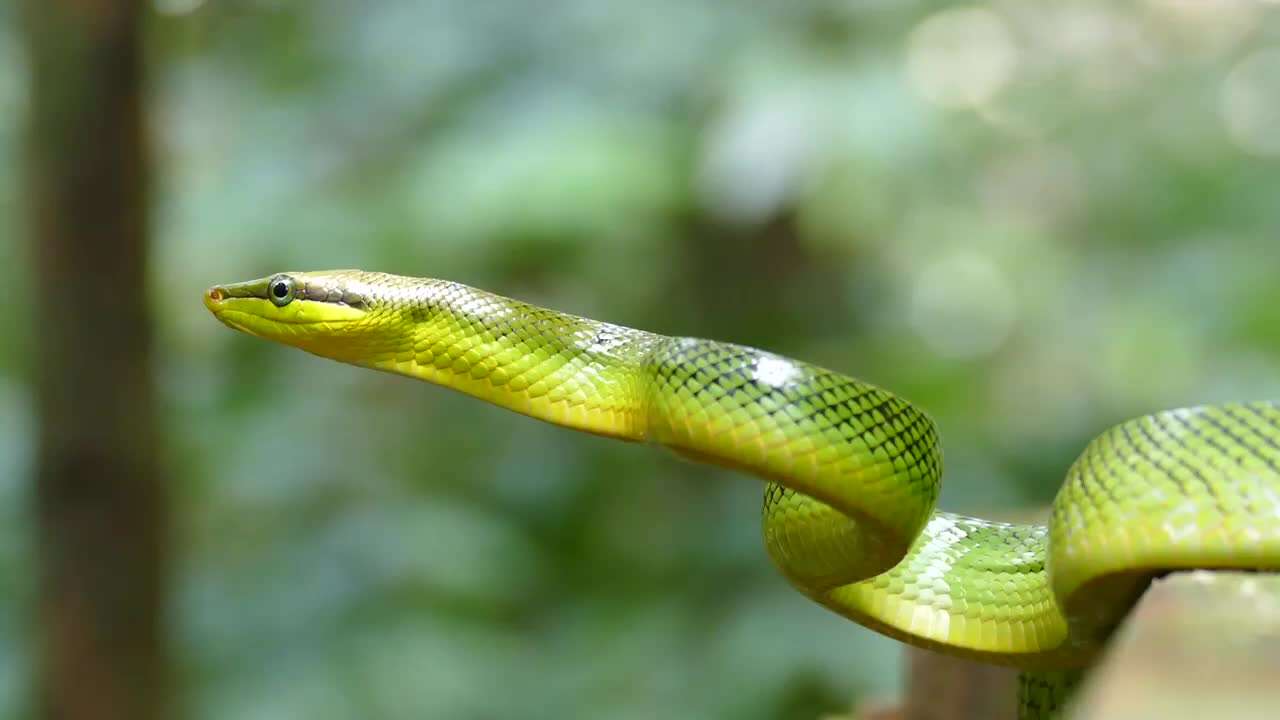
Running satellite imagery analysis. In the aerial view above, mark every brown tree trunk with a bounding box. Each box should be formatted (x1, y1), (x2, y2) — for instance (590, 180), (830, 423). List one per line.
(21, 1), (172, 719)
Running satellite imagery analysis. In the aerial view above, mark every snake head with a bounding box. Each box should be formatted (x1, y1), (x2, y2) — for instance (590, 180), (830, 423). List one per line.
(204, 270), (389, 363)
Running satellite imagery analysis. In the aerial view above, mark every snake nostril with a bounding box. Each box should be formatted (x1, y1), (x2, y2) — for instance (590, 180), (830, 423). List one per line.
(207, 286), (225, 302)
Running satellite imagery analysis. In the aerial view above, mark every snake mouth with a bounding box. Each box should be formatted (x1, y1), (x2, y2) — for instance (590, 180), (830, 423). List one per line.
(204, 282), (368, 327)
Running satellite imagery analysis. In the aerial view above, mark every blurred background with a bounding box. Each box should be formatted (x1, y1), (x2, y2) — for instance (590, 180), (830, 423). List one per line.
(3, 1), (1280, 718)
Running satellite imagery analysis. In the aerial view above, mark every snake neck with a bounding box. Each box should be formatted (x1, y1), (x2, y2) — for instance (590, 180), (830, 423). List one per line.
(335, 277), (664, 442)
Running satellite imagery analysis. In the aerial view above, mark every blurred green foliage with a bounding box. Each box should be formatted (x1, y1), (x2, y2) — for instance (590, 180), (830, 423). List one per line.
(3, 1), (1280, 718)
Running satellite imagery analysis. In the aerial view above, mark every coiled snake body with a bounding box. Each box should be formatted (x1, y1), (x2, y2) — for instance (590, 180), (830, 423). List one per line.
(205, 270), (1280, 718)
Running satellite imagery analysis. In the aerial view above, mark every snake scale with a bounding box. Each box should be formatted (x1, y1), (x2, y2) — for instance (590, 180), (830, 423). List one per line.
(205, 270), (1280, 718)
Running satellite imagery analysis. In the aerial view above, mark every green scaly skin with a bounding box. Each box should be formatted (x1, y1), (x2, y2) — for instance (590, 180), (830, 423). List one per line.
(204, 270), (1280, 718)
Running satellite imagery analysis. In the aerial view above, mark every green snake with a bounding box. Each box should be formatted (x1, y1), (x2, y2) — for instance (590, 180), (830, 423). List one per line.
(204, 269), (1280, 717)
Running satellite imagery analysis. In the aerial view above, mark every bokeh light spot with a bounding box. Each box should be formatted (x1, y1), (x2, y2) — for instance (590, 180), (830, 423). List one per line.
(909, 253), (1017, 359)
(154, 0), (206, 15)
(1221, 48), (1280, 157)
(1146, 0), (1262, 55)
(699, 97), (818, 225)
(906, 7), (1017, 109)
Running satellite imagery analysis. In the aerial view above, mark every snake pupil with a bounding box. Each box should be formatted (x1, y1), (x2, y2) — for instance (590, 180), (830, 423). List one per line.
(272, 282), (289, 299)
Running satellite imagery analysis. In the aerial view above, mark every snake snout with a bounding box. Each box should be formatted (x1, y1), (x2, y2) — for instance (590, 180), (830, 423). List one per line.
(203, 286), (230, 315)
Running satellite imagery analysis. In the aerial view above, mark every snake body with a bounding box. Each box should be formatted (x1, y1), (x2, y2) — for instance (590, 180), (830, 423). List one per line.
(205, 270), (1280, 716)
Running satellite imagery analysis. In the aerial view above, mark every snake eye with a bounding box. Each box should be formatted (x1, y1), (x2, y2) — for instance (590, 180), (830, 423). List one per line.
(268, 276), (295, 307)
